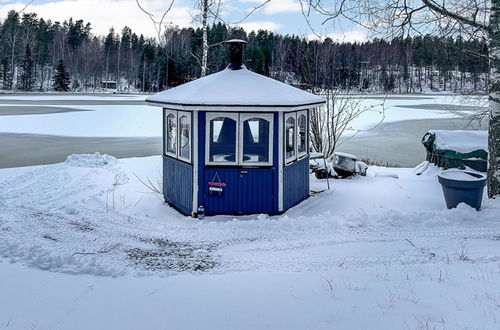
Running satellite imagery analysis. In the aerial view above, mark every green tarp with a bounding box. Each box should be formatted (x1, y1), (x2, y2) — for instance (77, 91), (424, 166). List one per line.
(422, 130), (488, 172)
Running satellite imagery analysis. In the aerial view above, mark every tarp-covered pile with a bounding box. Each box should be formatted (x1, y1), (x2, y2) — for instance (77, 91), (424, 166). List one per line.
(422, 130), (488, 172)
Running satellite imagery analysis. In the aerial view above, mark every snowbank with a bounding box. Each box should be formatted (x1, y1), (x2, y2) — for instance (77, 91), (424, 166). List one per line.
(64, 153), (118, 168)
(0, 155), (499, 329)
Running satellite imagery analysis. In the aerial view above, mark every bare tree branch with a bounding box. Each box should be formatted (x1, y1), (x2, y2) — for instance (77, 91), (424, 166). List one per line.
(19, 0), (36, 14)
(136, 0), (175, 43)
(421, 0), (490, 34)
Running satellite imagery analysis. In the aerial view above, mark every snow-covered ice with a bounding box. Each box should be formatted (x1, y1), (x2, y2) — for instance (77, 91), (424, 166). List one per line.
(0, 154), (499, 329)
(0, 105), (160, 137)
(0, 94), (147, 101)
(0, 94), (486, 137)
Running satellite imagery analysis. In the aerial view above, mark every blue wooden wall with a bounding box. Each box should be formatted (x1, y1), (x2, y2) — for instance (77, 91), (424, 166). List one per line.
(163, 156), (193, 215)
(202, 167), (275, 215)
(283, 156), (310, 211)
(198, 112), (279, 215)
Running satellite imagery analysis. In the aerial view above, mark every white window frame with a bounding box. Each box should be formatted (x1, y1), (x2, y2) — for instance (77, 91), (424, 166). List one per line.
(284, 112), (297, 164)
(178, 111), (192, 163)
(297, 110), (308, 159)
(205, 112), (239, 166)
(164, 109), (178, 158)
(239, 113), (274, 166)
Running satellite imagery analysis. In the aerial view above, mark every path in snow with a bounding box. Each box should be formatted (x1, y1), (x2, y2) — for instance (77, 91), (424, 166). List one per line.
(1, 154), (499, 330)
(0, 155), (498, 277)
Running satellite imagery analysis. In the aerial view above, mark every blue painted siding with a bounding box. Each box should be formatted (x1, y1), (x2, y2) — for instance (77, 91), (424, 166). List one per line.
(163, 156), (193, 215)
(203, 168), (239, 215)
(238, 168), (274, 214)
(283, 156), (310, 210)
(202, 167), (274, 215)
(198, 111), (277, 215)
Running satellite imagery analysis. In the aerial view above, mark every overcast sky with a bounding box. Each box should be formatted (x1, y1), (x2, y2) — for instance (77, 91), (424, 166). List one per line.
(0, 0), (367, 42)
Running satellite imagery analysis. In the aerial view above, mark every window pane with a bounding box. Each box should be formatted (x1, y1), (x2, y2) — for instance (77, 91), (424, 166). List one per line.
(285, 116), (296, 160)
(166, 113), (177, 155)
(209, 117), (236, 162)
(298, 114), (307, 154)
(179, 114), (191, 160)
(243, 118), (270, 163)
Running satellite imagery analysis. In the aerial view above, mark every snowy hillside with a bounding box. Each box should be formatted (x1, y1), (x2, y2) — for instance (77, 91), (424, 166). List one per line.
(0, 154), (499, 329)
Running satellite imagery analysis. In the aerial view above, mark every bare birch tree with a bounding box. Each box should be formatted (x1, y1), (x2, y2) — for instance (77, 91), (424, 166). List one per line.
(192, 0), (221, 77)
(301, 0), (499, 198)
(310, 90), (386, 158)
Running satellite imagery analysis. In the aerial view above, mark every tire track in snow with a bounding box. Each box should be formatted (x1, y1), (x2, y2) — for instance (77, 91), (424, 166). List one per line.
(0, 155), (499, 276)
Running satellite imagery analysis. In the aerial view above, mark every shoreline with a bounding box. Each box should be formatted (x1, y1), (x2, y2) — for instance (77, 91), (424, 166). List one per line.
(0, 117), (485, 169)
(337, 117), (486, 167)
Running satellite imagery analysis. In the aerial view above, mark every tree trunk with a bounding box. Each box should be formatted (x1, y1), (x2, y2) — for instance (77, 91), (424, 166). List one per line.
(488, 0), (500, 198)
(10, 35), (16, 90)
(201, 0), (209, 77)
(117, 47), (121, 89)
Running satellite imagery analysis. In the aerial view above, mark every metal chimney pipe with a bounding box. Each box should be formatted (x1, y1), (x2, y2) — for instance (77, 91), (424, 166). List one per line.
(226, 39), (247, 70)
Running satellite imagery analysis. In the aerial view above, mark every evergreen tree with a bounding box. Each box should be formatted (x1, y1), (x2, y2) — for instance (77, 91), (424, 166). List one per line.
(0, 11), (490, 94)
(18, 44), (34, 91)
(53, 59), (71, 91)
(0, 58), (12, 90)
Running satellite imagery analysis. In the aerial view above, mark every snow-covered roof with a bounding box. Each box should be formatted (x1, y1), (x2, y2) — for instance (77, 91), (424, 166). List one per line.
(146, 66), (325, 111)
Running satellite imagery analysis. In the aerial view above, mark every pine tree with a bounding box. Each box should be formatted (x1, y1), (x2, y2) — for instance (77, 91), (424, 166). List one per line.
(0, 58), (12, 90)
(18, 44), (34, 91)
(53, 59), (71, 92)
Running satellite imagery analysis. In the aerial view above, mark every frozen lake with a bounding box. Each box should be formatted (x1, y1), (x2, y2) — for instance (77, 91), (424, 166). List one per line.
(0, 93), (487, 167)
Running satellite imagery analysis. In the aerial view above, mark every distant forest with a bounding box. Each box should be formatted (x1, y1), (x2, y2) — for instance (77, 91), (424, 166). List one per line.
(0, 10), (490, 93)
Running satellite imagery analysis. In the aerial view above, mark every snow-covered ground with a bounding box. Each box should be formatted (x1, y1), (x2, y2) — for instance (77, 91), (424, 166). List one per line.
(0, 154), (499, 329)
(0, 93), (496, 328)
(0, 94), (485, 137)
(0, 94), (147, 101)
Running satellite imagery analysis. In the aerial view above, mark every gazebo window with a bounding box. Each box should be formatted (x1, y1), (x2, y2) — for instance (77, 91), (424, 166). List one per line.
(240, 114), (273, 165)
(285, 113), (296, 163)
(297, 111), (307, 158)
(207, 113), (238, 164)
(165, 110), (177, 157)
(178, 112), (191, 162)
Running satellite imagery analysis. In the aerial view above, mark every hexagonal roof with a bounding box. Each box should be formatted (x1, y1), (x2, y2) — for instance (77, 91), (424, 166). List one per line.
(146, 66), (325, 112)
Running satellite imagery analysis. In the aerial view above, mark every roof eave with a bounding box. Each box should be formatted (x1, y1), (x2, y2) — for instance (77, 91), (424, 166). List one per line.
(146, 100), (325, 112)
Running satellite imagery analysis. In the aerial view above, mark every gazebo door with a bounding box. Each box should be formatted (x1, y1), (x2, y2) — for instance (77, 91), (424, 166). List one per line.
(204, 113), (275, 214)
(236, 113), (274, 213)
(236, 168), (274, 214)
(204, 167), (274, 214)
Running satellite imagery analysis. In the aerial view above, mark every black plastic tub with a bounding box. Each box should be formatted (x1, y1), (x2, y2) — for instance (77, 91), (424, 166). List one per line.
(438, 170), (487, 210)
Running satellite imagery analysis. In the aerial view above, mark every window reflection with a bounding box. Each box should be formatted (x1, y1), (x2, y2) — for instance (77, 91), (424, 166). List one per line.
(242, 118), (270, 163)
(285, 116), (296, 161)
(179, 114), (191, 160)
(297, 114), (307, 156)
(166, 113), (177, 155)
(209, 117), (237, 163)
